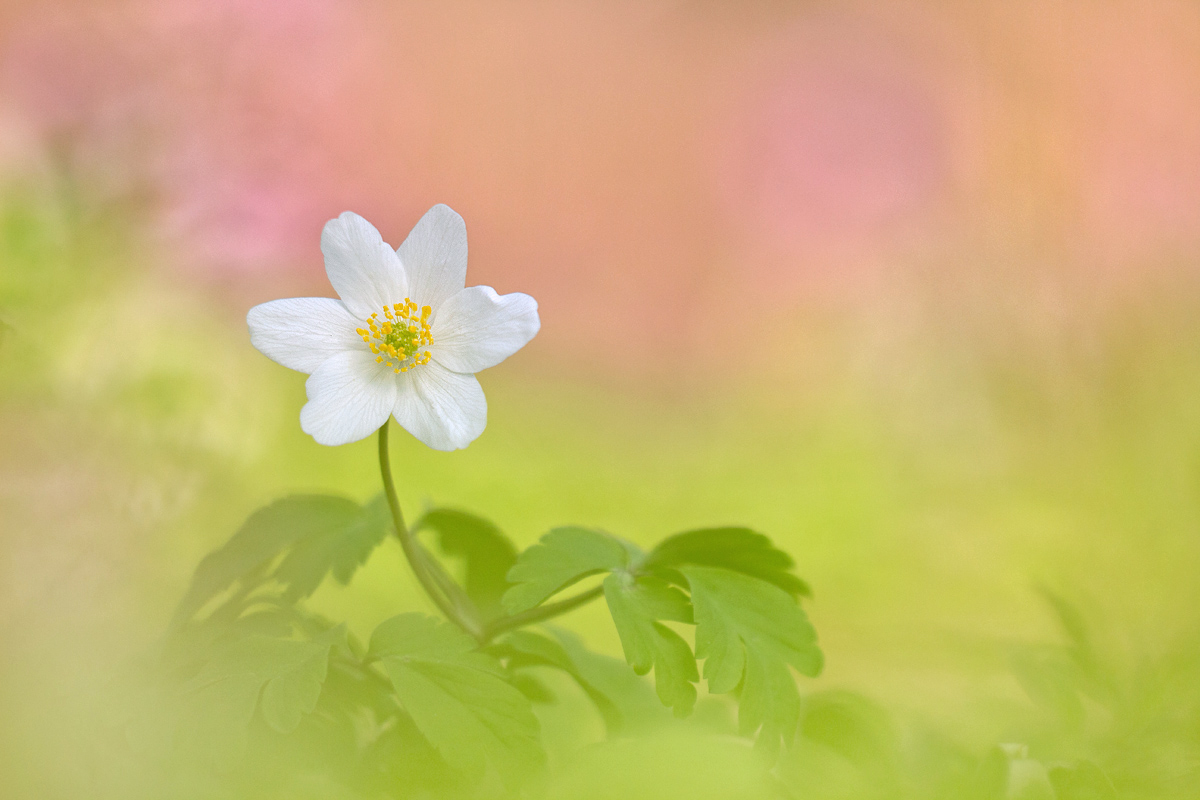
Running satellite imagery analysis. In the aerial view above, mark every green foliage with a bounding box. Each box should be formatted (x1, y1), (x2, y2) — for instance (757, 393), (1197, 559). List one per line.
(682, 565), (823, 756)
(155, 499), (826, 795)
(143, 483), (1156, 800)
(415, 509), (518, 621)
(502, 526), (632, 614)
(645, 527), (812, 598)
(776, 689), (901, 799)
(499, 524), (824, 738)
(495, 627), (668, 735)
(798, 691), (897, 770)
(191, 626), (345, 732)
(1010, 591), (1119, 740)
(171, 494), (391, 628)
(276, 496), (392, 601)
(368, 613), (544, 787)
(603, 571), (699, 717)
(169, 625), (347, 763)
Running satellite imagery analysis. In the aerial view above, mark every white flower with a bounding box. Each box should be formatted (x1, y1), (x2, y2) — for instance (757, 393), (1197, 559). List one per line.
(247, 205), (540, 450)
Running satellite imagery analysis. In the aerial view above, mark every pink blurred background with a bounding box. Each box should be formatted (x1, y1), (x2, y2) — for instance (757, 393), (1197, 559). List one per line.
(5, 0), (1199, 377)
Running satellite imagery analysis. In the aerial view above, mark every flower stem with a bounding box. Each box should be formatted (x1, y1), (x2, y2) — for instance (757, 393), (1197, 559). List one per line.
(480, 584), (605, 643)
(378, 422), (481, 639)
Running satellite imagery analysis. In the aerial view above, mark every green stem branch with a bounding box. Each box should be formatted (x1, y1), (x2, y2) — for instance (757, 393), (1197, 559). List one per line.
(378, 422), (481, 639)
(480, 584), (605, 642)
(378, 422), (606, 644)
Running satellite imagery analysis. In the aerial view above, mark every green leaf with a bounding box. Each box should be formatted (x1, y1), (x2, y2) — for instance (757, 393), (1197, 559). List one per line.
(799, 690), (898, 772)
(274, 494), (392, 601)
(415, 508), (518, 621)
(360, 711), (461, 796)
(503, 526), (631, 614)
(179, 625), (346, 759)
(171, 494), (391, 628)
(681, 566), (823, 757)
(260, 627), (349, 732)
(549, 628), (670, 734)
(603, 572), (697, 717)
(1036, 587), (1112, 702)
(510, 672), (557, 704)
(497, 628), (666, 735)
(497, 630), (617, 725)
(645, 527), (811, 598)
(369, 613), (544, 787)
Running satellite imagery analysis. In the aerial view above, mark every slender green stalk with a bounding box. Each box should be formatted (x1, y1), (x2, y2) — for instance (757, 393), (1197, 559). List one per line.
(418, 543), (481, 621)
(379, 421), (606, 645)
(480, 584), (604, 643)
(378, 422), (481, 638)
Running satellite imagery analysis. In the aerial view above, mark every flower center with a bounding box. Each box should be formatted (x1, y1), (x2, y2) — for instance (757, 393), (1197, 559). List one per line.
(356, 299), (434, 373)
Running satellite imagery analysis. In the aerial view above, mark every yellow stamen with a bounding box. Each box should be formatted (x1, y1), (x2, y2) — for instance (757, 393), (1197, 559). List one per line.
(357, 298), (435, 375)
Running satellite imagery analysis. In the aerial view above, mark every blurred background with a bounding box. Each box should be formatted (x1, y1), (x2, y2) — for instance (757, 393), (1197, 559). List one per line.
(2, 0), (1200, 797)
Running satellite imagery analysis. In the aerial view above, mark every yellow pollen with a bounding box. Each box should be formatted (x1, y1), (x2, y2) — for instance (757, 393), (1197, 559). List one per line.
(358, 298), (435, 374)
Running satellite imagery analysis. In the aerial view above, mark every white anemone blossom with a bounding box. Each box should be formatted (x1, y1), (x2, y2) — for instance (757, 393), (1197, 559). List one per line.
(247, 205), (539, 450)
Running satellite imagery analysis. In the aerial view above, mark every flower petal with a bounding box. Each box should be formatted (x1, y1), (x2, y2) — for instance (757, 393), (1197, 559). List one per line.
(247, 297), (360, 374)
(300, 349), (398, 446)
(391, 363), (487, 451)
(321, 212), (408, 318)
(430, 286), (540, 373)
(396, 204), (468, 312)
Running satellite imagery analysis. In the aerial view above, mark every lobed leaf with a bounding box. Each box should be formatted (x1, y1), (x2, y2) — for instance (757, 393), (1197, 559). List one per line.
(415, 508), (518, 621)
(497, 628), (667, 735)
(681, 566), (823, 758)
(359, 711), (462, 796)
(603, 572), (698, 717)
(369, 613), (544, 787)
(645, 527), (811, 598)
(549, 628), (669, 734)
(171, 494), (391, 628)
(503, 526), (631, 614)
(178, 625), (347, 760)
(275, 494), (392, 601)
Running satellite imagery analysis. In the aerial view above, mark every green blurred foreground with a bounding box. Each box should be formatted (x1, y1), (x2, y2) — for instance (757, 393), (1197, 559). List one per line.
(2, 186), (1200, 798)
